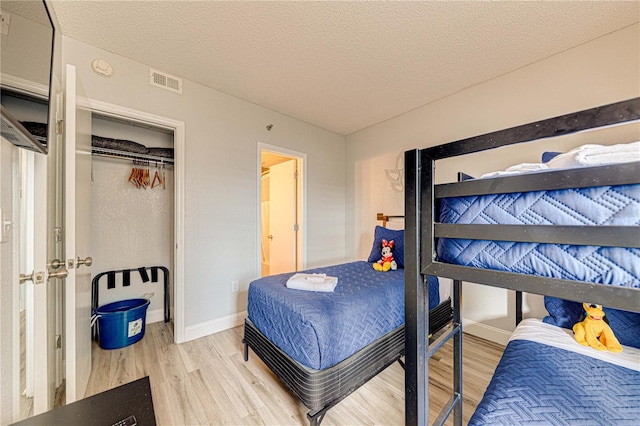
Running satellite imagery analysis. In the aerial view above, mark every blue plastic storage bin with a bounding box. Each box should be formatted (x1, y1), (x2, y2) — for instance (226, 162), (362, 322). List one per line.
(93, 298), (150, 349)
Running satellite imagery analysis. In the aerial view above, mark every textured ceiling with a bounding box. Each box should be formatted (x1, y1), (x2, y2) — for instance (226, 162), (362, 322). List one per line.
(49, 1), (639, 135)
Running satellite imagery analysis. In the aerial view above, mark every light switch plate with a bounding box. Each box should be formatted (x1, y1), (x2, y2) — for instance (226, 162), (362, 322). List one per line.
(0, 207), (11, 243)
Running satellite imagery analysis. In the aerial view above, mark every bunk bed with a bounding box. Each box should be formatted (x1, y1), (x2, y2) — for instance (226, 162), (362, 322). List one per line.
(243, 219), (453, 426)
(404, 97), (640, 425)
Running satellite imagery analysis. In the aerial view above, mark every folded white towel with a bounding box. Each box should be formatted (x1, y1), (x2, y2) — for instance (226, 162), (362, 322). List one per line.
(480, 163), (549, 178)
(547, 141), (640, 169)
(286, 273), (338, 292)
(304, 273), (326, 283)
(479, 141), (639, 179)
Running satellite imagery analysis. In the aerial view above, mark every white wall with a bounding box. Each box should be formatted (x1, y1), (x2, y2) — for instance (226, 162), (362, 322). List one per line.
(346, 24), (640, 343)
(62, 37), (346, 332)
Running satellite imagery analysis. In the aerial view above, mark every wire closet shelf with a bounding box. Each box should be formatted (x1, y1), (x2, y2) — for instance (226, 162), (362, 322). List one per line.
(91, 146), (174, 166)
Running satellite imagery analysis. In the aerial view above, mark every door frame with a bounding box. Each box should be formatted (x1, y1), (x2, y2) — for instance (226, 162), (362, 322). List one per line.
(83, 99), (186, 343)
(18, 149), (35, 400)
(257, 143), (306, 276)
(0, 138), (22, 423)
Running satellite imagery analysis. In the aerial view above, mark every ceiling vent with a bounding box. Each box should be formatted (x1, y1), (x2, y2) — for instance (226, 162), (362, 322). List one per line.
(150, 68), (183, 94)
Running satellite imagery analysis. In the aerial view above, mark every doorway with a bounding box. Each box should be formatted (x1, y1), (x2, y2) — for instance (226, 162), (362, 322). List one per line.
(259, 144), (305, 277)
(58, 86), (186, 409)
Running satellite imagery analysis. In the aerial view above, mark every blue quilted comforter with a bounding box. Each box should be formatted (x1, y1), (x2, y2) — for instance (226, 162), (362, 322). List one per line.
(470, 339), (640, 425)
(247, 261), (439, 370)
(437, 184), (640, 287)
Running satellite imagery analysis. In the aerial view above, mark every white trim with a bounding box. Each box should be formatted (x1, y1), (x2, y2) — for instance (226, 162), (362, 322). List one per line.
(256, 143), (308, 277)
(11, 145), (21, 421)
(21, 150), (35, 399)
(32, 150), (48, 408)
(83, 99), (187, 344)
(61, 63), (78, 408)
(183, 311), (247, 342)
(85, 99), (180, 132)
(0, 73), (49, 99)
(462, 317), (512, 346)
(173, 117), (186, 344)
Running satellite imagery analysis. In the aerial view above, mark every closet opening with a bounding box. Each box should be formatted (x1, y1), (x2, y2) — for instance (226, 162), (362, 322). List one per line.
(89, 113), (175, 331)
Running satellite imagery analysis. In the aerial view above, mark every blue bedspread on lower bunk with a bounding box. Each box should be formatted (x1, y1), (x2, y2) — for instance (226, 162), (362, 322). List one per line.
(247, 261), (440, 370)
(437, 184), (640, 287)
(469, 339), (640, 425)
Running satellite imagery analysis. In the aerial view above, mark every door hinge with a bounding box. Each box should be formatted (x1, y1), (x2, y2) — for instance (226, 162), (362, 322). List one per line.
(56, 120), (63, 135)
(293, 223), (299, 232)
(293, 170), (298, 180)
(55, 334), (61, 349)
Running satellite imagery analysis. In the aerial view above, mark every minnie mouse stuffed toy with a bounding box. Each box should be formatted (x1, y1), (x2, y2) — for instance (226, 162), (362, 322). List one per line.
(373, 239), (397, 272)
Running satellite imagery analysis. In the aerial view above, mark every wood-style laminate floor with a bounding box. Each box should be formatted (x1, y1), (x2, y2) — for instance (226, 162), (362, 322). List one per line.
(85, 322), (504, 425)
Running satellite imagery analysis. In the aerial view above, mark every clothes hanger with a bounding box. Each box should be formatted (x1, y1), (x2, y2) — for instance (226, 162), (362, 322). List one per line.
(161, 162), (166, 190)
(129, 159), (140, 187)
(152, 161), (161, 188)
(140, 160), (150, 189)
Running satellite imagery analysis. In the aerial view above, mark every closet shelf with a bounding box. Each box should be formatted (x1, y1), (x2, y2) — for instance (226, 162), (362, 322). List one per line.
(91, 146), (174, 166)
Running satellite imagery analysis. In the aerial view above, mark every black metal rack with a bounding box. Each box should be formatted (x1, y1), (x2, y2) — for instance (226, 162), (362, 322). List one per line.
(91, 265), (171, 337)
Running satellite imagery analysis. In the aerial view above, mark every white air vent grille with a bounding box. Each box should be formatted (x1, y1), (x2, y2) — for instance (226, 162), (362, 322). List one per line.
(150, 69), (183, 94)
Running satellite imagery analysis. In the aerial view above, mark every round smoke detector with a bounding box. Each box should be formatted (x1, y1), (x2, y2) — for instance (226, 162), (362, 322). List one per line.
(91, 59), (114, 77)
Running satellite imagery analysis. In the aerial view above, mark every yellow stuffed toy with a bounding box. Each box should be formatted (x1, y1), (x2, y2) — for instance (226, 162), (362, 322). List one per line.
(572, 303), (622, 352)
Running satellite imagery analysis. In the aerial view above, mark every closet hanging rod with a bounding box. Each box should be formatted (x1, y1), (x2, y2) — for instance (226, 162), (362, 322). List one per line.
(91, 146), (174, 166)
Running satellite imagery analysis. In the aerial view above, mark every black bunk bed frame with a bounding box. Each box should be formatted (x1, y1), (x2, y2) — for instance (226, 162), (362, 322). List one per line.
(404, 97), (640, 425)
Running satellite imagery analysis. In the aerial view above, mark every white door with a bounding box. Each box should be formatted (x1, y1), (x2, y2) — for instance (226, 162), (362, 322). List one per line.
(63, 64), (93, 403)
(0, 135), (50, 422)
(32, 147), (52, 414)
(269, 160), (297, 274)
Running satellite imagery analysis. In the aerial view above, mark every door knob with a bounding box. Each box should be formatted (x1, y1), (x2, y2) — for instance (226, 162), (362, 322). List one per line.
(20, 271), (34, 284)
(76, 256), (93, 267)
(19, 271), (45, 285)
(48, 268), (69, 280)
(49, 258), (64, 270)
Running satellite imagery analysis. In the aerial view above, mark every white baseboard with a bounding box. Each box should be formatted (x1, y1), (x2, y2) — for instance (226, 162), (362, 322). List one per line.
(183, 311), (247, 342)
(145, 308), (165, 325)
(462, 318), (512, 346)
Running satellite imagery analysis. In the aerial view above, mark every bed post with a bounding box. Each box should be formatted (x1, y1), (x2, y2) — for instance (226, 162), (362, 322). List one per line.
(452, 279), (463, 424)
(515, 291), (523, 325)
(405, 148), (430, 425)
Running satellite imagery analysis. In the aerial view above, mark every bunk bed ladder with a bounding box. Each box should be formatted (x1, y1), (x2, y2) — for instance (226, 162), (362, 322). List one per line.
(405, 148), (463, 426)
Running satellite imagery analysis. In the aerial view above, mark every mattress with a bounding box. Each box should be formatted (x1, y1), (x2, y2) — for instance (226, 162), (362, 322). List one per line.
(469, 319), (640, 425)
(247, 261), (440, 370)
(437, 183), (640, 287)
